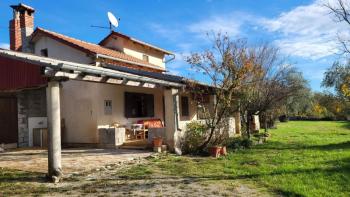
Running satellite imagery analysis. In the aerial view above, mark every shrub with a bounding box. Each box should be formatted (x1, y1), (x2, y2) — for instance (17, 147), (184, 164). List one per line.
(278, 115), (289, 122)
(181, 121), (209, 154)
(225, 137), (253, 150)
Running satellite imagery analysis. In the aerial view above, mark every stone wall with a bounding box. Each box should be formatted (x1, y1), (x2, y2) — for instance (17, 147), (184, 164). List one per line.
(17, 88), (47, 147)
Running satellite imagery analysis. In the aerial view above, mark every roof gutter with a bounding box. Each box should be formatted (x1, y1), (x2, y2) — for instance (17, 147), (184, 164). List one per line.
(95, 53), (166, 72)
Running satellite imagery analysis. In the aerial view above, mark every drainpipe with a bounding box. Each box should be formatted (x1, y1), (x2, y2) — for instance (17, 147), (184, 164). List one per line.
(164, 53), (175, 64)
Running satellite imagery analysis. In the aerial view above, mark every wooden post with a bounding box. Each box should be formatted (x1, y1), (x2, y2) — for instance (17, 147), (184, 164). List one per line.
(46, 80), (62, 183)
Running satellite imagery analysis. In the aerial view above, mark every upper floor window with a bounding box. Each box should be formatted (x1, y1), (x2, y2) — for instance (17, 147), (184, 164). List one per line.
(40, 48), (48, 57)
(143, 54), (149, 62)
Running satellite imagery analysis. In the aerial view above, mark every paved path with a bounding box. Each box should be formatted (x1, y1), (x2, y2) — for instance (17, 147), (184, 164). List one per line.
(0, 148), (152, 174)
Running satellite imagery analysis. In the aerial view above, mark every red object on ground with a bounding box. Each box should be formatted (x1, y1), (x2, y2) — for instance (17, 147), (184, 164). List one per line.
(153, 137), (163, 147)
(220, 146), (227, 156)
(209, 146), (222, 158)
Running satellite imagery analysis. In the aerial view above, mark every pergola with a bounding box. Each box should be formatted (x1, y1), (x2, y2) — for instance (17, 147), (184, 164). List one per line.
(0, 49), (185, 182)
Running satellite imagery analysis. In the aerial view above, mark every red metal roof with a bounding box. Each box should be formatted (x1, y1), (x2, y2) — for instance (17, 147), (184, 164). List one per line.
(0, 55), (47, 91)
(31, 28), (164, 71)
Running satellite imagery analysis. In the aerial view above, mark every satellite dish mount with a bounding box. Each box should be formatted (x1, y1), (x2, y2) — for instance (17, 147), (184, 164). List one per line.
(107, 12), (119, 32)
(91, 11), (120, 32)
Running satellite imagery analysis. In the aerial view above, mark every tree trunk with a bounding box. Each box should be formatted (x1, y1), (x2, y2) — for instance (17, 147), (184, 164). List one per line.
(198, 127), (215, 151)
(264, 114), (268, 133)
(246, 114), (251, 139)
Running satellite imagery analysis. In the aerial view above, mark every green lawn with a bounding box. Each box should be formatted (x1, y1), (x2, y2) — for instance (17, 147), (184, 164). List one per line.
(145, 121), (350, 197)
(0, 121), (349, 196)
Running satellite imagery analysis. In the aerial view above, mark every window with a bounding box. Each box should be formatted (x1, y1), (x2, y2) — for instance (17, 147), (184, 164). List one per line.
(181, 96), (189, 116)
(143, 54), (149, 62)
(104, 100), (112, 115)
(40, 48), (48, 57)
(125, 92), (154, 118)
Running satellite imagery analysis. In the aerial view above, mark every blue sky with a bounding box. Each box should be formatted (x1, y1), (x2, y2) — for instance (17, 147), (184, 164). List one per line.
(0, 0), (348, 91)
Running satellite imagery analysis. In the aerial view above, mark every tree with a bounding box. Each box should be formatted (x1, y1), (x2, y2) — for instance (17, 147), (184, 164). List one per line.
(325, 0), (350, 55)
(284, 85), (313, 117)
(186, 34), (262, 150)
(238, 45), (309, 135)
(322, 61), (350, 100)
(312, 92), (349, 120)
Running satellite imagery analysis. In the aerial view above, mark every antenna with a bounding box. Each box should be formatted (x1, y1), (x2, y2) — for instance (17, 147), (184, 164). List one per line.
(91, 11), (120, 32)
(107, 12), (119, 31)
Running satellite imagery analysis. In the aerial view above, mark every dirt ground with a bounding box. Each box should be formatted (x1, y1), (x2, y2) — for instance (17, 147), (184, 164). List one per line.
(0, 149), (270, 196)
(0, 148), (151, 174)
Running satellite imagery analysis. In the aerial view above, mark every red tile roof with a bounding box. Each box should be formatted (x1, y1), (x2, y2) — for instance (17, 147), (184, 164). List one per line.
(31, 28), (164, 71)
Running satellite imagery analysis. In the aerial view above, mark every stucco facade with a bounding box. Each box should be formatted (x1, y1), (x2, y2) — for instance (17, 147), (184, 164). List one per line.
(34, 36), (93, 64)
(60, 80), (165, 144)
(101, 36), (166, 68)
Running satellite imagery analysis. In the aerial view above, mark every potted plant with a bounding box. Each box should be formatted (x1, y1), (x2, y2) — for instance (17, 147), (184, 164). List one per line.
(220, 146), (227, 156)
(209, 146), (222, 157)
(153, 136), (163, 147)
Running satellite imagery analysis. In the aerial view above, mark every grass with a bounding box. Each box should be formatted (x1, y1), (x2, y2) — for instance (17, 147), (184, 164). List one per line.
(144, 121), (350, 197)
(0, 121), (349, 196)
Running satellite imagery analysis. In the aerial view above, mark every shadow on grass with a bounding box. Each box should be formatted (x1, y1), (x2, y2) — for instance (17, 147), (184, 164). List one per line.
(103, 157), (350, 196)
(255, 141), (350, 151)
(340, 121), (350, 129)
(0, 169), (46, 183)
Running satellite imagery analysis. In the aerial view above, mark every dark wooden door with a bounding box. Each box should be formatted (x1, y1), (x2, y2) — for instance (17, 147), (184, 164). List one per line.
(0, 96), (18, 144)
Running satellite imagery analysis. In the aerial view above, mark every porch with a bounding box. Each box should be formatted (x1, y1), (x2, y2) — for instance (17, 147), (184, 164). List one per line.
(0, 49), (209, 182)
(0, 148), (151, 174)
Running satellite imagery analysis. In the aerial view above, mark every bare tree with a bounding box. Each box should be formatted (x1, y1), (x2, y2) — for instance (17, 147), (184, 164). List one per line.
(324, 0), (350, 101)
(239, 44), (308, 136)
(325, 0), (350, 54)
(186, 34), (262, 150)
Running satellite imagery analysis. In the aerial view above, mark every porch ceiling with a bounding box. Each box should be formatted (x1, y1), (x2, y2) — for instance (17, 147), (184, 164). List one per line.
(0, 49), (185, 88)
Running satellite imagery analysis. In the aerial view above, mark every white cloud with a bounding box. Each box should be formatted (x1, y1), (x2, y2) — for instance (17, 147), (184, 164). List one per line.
(260, 0), (349, 59)
(0, 43), (9, 49)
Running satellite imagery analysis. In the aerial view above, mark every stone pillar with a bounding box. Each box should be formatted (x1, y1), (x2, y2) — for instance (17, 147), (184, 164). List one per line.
(46, 81), (62, 183)
(163, 88), (181, 153)
(234, 112), (241, 135)
(227, 117), (236, 137)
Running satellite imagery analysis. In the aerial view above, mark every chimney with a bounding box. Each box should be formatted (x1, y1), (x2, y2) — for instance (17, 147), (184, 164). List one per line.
(9, 3), (35, 52)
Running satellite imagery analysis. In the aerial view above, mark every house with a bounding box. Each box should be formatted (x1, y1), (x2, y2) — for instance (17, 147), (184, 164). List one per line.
(0, 4), (242, 151)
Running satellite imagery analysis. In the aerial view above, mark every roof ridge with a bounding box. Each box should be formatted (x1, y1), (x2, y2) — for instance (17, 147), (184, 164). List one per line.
(37, 27), (104, 48)
(33, 27), (165, 71)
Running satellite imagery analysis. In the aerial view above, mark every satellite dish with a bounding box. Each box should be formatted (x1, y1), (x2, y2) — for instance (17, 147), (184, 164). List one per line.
(107, 12), (119, 30)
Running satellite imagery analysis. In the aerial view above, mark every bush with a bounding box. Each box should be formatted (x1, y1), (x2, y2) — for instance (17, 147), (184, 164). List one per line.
(181, 121), (209, 154)
(279, 115), (289, 122)
(225, 137), (253, 150)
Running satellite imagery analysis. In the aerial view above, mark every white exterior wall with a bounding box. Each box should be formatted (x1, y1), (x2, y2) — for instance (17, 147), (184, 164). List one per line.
(60, 80), (164, 144)
(178, 93), (199, 131)
(34, 37), (93, 64)
(103, 36), (166, 69)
